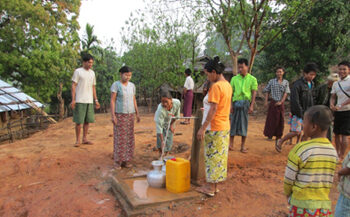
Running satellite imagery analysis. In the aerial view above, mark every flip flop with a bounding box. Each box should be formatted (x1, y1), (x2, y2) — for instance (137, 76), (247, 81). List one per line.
(275, 139), (282, 153)
(195, 187), (215, 197)
(74, 143), (80, 147)
(240, 148), (248, 153)
(82, 141), (93, 145)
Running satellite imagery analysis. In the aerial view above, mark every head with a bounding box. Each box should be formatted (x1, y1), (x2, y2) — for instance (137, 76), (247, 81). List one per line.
(119, 66), (132, 83)
(303, 62), (318, 82)
(275, 67), (285, 80)
(82, 54), (94, 70)
(303, 105), (332, 138)
(185, 68), (192, 77)
(238, 58), (249, 76)
(204, 56), (225, 82)
(160, 90), (173, 111)
(338, 61), (350, 80)
(326, 73), (339, 87)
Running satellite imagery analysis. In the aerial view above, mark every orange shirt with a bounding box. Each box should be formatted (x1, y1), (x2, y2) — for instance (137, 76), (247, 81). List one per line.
(208, 80), (232, 131)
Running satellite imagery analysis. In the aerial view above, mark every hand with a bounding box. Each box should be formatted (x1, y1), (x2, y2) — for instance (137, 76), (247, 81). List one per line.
(275, 101), (282, 106)
(170, 125), (175, 133)
(330, 104), (337, 111)
(248, 105), (254, 114)
(95, 101), (100, 109)
(111, 115), (117, 125)
(70, 101), (76, 110)
(197, 127), (205, 141)
(136, 115), (141, 123)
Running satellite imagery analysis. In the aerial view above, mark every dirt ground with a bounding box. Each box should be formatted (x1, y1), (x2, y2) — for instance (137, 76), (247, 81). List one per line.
(0, 111), (348, 217)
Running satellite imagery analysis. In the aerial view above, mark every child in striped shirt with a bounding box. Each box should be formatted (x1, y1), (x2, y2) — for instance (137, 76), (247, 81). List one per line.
(284, 105), (338, 217)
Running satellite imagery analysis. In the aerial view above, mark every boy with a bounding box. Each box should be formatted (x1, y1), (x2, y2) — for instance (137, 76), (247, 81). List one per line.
(229, 58), (258, 153)
(284, 105), (338, 216)
(276, 63), (318, 152)
(334, 149), (350, 217)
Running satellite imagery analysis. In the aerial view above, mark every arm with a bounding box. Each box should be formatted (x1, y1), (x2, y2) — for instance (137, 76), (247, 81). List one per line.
(110, 92), (117, 125)
(71, 82), (77, 109)
(276, 92), (288, 106)
(284, 155), (299, 198)
(93, 85), (100, 109)
(330, 93), (337, 111)
(249, 90), (257, 114)
(197, 102), (218, 141)
(264, 93), (269, 107)
(338, 167), (350, 176)
(133, 96), (140, 122)
(340, 98), (350, 108)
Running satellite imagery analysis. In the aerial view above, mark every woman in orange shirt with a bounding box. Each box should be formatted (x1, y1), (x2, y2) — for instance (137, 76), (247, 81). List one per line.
(197, 56), (232, 196)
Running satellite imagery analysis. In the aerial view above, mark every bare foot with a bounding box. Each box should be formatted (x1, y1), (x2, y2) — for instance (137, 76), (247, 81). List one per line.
(82, 140), (93, 145)
(74, 142), (80, 147)
(229, 146), (234, 151)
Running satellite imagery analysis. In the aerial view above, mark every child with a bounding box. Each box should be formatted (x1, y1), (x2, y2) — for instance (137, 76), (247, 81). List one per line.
(276, 63), (318, 152)
(334, 150), (350, 217)
(284, 105), (338, 217)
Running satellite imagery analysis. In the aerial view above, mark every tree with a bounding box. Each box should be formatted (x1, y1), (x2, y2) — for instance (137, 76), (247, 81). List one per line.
(0, 0), (81, 119)
(255, 0), (350, 83)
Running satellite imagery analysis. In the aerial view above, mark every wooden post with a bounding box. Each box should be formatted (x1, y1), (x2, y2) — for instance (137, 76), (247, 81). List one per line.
(190, 109), (206, 185)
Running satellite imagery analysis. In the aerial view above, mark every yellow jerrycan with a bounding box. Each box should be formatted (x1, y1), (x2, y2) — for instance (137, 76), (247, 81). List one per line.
(166, 157), (190, 193)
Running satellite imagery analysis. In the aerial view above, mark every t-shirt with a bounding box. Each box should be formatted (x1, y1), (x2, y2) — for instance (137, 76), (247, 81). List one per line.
(201, 94), (211, 131)
(284, 138), (338, 209)
(208, 80), (232, 131)
(331, 75), (350, 111)
(110, 81), (136, 114)
(184, 76), (194, 90)
(338, 151), (350, 199)
(72, 67), (96, 104)
(154, 99), (181, 134)
(230, 74), (258, 102)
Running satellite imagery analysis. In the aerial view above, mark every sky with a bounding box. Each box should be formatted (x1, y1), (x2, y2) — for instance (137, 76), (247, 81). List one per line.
(78, 0), (146, 49)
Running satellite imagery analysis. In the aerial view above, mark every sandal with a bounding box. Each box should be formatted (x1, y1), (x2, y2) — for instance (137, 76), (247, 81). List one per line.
(240, 148), (248, 153)
(82, 140), (93, 145)
(275, 139), (282, 153)
(195, 187), (215, 197)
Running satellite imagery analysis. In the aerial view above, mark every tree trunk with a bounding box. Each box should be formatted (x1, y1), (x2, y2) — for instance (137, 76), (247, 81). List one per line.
(57, 82), (65, 121)
(232, 53), (238, 75)
(248, 47), (258, 74)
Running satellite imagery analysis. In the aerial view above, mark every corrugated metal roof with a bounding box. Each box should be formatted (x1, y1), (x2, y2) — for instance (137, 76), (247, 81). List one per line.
(0, 80), (44, 112)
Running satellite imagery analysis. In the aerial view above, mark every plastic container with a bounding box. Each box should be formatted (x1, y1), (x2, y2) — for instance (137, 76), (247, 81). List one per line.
(166, 157), (190, 193)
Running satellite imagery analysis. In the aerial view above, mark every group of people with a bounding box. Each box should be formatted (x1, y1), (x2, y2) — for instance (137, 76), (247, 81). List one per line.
(70, 53), (350, 216)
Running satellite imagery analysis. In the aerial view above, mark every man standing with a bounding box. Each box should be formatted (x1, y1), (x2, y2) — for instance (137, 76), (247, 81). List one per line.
(71, 54), (100, 147)
(229, 58), (258, 153)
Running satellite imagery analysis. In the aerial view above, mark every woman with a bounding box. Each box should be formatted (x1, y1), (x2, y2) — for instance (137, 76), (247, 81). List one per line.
(181, 68), (194, 125)
(262, 67), (290, 148)
(110, 66), (140, 169)
(196, 56), (232, 196)
(154, 90), (181, 156)
(330, 61), (350, 160)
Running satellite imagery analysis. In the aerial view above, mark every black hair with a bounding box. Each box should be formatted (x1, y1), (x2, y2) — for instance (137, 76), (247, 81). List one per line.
(305, 105), (333, 131)
(160, 89), (172, 99)
(82, 53), (94, 62)
(119, 66), (132, 74)
(338, 61), (350, 68)
(238, 58), (249, 66)
(303, 62), (318, 74)
(204, 56), (225, 74)
(276, 66), (286, 73)
(185, 68), (192, 76)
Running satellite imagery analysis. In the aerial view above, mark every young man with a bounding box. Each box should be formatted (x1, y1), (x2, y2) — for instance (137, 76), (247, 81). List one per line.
(71, 54), (100, 147)
(276, 63), (318, 152)
(284, 105), (337, 216)
(330, 61), (350, 160)
(229, 58), (258, 153)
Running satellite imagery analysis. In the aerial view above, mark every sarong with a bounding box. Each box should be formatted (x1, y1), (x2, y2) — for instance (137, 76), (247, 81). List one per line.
(263, 100), (285, 138)
(183, 90), (193, 117)
(334, 110), (350, 135)
(204, 130), (229, 183)
(113, 113), (135, 163)
(230, 100), (250, 137)
(289, 205), (332, 217)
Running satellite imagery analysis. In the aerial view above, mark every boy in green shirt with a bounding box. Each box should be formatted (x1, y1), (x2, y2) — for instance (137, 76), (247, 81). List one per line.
(229, 58), (258, 153)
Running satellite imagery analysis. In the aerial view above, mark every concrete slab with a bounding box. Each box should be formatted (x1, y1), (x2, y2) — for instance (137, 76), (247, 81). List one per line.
(109, 175), (202, 216)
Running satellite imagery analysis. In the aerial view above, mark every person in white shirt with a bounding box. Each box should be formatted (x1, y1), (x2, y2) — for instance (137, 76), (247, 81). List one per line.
(71, 54), (100, 147)
(330, 61), (350, 160)
(181, 68), (194, 125)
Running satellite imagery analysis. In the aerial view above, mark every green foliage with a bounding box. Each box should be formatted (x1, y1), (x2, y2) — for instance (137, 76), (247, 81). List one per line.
(255, 0), (350, 84)
(0, 0), (81, 103)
